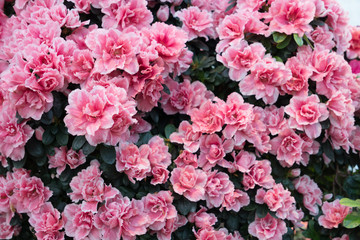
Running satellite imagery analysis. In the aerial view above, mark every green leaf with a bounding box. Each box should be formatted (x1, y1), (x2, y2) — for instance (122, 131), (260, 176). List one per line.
(310, 19), (325, 27)
(100, 144), (116, 164)
(72, 136), (86, 151)
(274, 56), (283, 62)
(56, 131), (68, 146)
(162, 84), (170, 95)
(225, 1), (236, 12)
(256, 204), (268, 218)
(42, 128), (55, 145)
(343, 212), (360, 228)
(276, 36), (291, 49)
(174, 197), (197, 215)
(82, 142), (96, 155)
(273, 32), (288, 43)
(165, 124), (176, 139)
(13, 155), (27, 168)
(36, 156), (47, 167)
(26, 137), (45, 158)
(150, 110), (159, 123)
(340, 198), (360, 208)
(293, 34), (304, 46)
(323, 140), (335, 162)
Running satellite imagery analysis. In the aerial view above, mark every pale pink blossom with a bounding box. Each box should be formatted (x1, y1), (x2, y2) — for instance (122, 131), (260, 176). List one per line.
(318, 199), (351, 229)
(223, 92), (254, 139)
(29, 202), (63, 234)
(309, 25), (336, 50)
(190, 99), (225, 134)
(148, 136), (172, 168)
(232, 150), (256, 173)
(11, 175), (52, 213)
(261, 183), (296, 219)
(169, 121), (202, 153)
(217, 39), (266, 81)
(175, 6), (215, 41)
(156, 215), (187, 240)
(63, 203), (100, 240)
(85, 28), (140, 74)
(68, 49), (94, 84)
(242, 160), (275, 190)
(347, 26), (360, 59)
(285, 95), (329, 138)
(136, 77), (164, 112)
(143, 22), (188, 75)
(265, 0), (316, 37)
(116, 143), (151, 183)
(170, 166), (207, 202)
(293, 175), (322, 215)
(151, 166), (169, 185)
(327, 90), (355, 129)
(204, 171), (234, 208)
(282, 56), (311, 96)
(101, 0), (153, 31)
(69, 160), (119, 213)
(143, 191), (177, 231)
(49, 147), (86, 175)
(188, 207), (217, 229)
(94, 194), (131, 240)
(239, 57), (292, 104)
(0, 211), (20, 240)
(157, 5), (170, 22)
(270, 128), (306, 167)
(263, 106), (287, 135)
(0, 105), (34, 161)
(221, 189), (250, 212)
(248, 213), (287, 240)
(121, 199), (149, 239)
(174, 150), (198, 168)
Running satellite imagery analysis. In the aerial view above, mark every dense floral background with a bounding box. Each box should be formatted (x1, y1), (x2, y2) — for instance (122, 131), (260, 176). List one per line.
(0, 0), (360, 239)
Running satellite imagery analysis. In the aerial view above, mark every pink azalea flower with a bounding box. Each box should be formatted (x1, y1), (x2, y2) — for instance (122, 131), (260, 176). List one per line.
(217, 39), (265, 81)
(69, 160), (119, 213)
(101, 0), (153, 31)
(157, 5), (170, 22)
(174, 150), (198, 168)
(242, 160), (275, 190)
(151, 166), (169, 185)
(221, 189), (250, 212)
(318, 199), (351, 229)
(143, 191), (177, 231)
(248, 213), (287, 240)
(85, 28), (140, 74)
(0, 211), (20, 240)
(148, 135), (172, 168)
(204, 171), (234, 208)
(285, 95), (329, 138)
(239, 57), (292, 104)
(175, 6), (215, 41)
(170, 166), (207, 202)
(29, 202), (63, 234)
(188, 206), (217, 229)
(11, 175), (52, 213)
(265, 0), (316, 37)
(190, 99), (225, 134)
(169, 121), (202, 153)
(293, 175), (322, 215)
(94, 194), (131, 240)
(347, 26), (360, 59)
(63, 203), (101, 240)
(0, 105), (34, 161)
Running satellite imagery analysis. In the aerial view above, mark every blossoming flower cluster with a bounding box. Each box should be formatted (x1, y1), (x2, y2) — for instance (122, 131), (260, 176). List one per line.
(0, 0), (359, 239)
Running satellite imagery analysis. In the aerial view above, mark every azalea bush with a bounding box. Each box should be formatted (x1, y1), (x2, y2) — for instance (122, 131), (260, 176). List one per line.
(1, 0), (360, 239)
